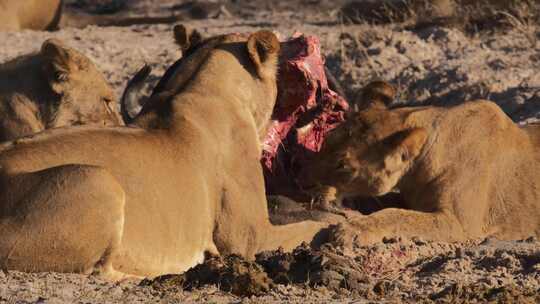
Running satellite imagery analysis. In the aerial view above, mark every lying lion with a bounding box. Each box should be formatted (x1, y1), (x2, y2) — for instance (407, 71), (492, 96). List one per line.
(0, 39), (121, 141)
(0, 0), (62, 31)
(0, 29), (325, 279)
(0, 0), (191, 31)
(299, 86), (540, 244)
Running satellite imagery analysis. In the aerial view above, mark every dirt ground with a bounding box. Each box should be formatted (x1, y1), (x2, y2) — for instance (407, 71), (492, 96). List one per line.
(0, 0), (539, 303)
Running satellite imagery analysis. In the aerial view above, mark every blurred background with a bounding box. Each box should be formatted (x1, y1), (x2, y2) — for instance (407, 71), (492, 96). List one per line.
(61, 0), (540, 123)
(3, 0), (538, 124)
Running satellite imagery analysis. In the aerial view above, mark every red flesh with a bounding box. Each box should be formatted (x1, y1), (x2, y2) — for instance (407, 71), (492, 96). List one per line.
(262, 33), (349, 199)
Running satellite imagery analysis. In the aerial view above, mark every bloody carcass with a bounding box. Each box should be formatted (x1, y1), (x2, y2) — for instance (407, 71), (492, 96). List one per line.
(262, 33), (349, 200)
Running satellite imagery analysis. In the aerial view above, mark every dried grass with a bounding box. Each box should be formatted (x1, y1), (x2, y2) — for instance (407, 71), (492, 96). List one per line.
(340, 0), (540, 37)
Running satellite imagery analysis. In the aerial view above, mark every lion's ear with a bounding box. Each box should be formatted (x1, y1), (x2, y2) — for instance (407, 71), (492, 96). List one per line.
(354, 81), (397, 112)
(173, 24), (203, 53)
(247, 30), (280, 79)
(383, 128), (428, 172)
(41, 39), (90, 93)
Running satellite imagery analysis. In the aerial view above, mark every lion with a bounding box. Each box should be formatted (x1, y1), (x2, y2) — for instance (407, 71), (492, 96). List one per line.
(0, 0), (209, 31)
(0, 38), (121, 141)
(299, 89), (540, 245)
(0, 0), (63, 31)
(0, 28), (326, 280)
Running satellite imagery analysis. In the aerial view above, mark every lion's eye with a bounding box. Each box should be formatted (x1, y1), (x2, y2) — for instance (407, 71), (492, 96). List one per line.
(336, 160), (348, 170)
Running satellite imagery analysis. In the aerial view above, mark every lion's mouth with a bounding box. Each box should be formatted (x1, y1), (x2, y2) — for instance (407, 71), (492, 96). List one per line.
(261, 33), (348, 197)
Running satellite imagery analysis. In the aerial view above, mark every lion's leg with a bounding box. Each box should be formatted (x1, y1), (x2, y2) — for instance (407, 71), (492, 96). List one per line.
(214, 182), (327, 259)
(0, 164), (129, 279)
(338, 208), (466, 245)
(258, 220), (328, 253)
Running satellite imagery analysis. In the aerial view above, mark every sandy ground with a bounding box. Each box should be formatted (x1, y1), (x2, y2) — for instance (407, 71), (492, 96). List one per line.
(1, 0), (539, 303)
(2, 236), (539, 303)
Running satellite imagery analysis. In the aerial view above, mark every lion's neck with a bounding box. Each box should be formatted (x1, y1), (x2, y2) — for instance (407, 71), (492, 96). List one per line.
(134, 90), (246, 133)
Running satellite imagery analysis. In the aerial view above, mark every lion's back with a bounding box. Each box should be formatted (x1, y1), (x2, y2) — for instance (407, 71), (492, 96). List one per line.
(0, 0), (62, 31)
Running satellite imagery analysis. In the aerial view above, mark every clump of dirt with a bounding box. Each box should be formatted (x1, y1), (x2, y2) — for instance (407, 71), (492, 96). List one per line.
(255, 244), (371, 294)
(141, 255), (273, 297)
(141, 244), (376, 297)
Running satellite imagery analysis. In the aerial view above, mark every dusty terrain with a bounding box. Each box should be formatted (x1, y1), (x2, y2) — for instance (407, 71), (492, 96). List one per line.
(0, 0), (539, 303)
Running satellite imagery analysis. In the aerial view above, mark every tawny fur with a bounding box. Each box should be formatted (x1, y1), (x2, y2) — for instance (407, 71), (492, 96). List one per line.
(0, 0), (188, 31)
(0, 0), (63, 31)
(300, 98), (540, 245)
(0, 39), (121, 141)
(0, 30), (325, 279)
(308, 81), (398, 211)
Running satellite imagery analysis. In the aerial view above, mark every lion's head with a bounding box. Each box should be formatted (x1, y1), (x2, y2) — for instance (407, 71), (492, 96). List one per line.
(298, 82), (428, 198)
(0, 39), (122, 141)
(127, 26), (280, 137)
(40, 39), (121, 128)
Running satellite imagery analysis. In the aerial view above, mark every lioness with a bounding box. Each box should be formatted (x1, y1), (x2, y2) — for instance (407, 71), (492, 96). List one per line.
(0, 39), (121, 141)
(0, 0), (195, 31)
(299, 95), (540, 244)
(0, 29), (325, 279)
(0, 0), (62, 31)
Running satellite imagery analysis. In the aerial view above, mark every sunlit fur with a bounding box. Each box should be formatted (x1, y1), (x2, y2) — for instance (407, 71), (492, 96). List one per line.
(300, 91), (540, 245)
(0, 29), (325, 280)
(0, 39), (121, 141)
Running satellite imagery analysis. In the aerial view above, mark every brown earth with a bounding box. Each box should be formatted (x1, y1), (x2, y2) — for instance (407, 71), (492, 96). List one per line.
(0, 0), (539, 303)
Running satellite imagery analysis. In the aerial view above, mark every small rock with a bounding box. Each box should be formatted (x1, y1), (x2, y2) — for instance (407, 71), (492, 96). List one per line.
(525, 236), (537, 243)
(412, 236), (427, 246)
(382, 236), (398, 244)
(480, 236), (498, 245)
(373, 280), (396, 296)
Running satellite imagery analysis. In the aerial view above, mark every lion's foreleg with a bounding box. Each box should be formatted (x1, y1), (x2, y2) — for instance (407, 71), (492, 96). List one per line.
(258, 220), (328, 253)
(214, 174), (327, 258)
(340, 208), (466, 245)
